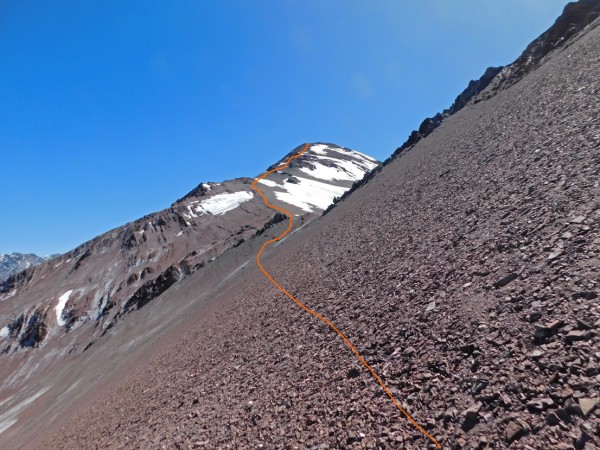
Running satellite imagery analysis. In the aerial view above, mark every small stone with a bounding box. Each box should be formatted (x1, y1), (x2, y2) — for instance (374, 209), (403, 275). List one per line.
(575, 430), (591, 449)
(556, 408), (572, 423)
(564, 330), (592, 343)
(565, 398), (583, 416)
(426, 301), (436, 312)
(347, 368), (360, 379)
(534, 320), (564, 341)
(505, 421), (525, 443)
(346, 431), (362, 444)
(548, 249), (563, 260)
(579, 398), (598, 417)
(462, 402), (482, 421)
(546, 412), (561, 426)
(576, 318), (593, 330)
(541, 398), (555, 408)
(573, 390), (585, 399)
(494, 273), (518, 288)
(573, 291), (598, 300)
(546, 320), (564, 331)
(306, 414), (318, 425)
(530, 349), (545, 359)
(561, 231), (573, 239)
(556, 388), (574, 399)
(571, 215), (586, 224)
(527, 399), (544, 411)
(403, 346), (415, 356)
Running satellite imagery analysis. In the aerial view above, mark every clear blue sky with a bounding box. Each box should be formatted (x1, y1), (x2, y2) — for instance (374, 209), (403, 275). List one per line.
(1, 0), (568, 255)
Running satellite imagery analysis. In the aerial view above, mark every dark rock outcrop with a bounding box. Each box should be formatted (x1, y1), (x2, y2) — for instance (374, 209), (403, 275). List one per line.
(18, 310), (47, 348)
(122, 265), (183, 313)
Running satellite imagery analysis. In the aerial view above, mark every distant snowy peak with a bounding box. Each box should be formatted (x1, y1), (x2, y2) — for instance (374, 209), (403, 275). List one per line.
(258, 143), (380, 213)
(0, 253), (56, 283)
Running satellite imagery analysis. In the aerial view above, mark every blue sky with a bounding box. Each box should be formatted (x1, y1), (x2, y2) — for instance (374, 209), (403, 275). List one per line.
(1, 0), (568, 255)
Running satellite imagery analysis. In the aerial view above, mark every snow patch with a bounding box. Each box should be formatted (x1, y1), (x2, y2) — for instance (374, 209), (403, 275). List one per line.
(258, 179), (278, 187)
(0, 326), (8, 339)
(298, 157), (376, 183)
(309, 144), (330, 155)
(274, 176), (347, 212)
(309, 144), (377, 164)
(202, 183), (211, 191)
(187, 191), (254, 216)
(347, 148), (378, 163)
(176, 231), (184, 237)
(55, 290), (74, 326)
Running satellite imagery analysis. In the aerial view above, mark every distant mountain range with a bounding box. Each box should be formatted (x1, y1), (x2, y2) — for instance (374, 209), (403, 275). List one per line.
(0, 253), (58, 283)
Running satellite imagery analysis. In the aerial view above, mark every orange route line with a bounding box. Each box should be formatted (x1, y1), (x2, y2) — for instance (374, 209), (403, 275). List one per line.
(251, 143), (442, 449)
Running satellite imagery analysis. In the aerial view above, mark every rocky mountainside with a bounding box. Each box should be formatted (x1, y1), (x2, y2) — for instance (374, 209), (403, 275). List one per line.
(0, 143), (378, 447)
(0, 143), (377, 354)
(38, 3), (600, 450)
(0, 253), (55, 283)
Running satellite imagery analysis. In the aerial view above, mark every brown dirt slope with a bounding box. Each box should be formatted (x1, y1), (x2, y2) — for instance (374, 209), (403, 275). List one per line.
(45, 15), (600, 450)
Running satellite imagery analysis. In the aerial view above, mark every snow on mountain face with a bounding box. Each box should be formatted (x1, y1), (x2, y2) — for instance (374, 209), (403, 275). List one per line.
(183, 191), (254, 218)
(258, 143), (380, 213)
(55, 290), (74, 327)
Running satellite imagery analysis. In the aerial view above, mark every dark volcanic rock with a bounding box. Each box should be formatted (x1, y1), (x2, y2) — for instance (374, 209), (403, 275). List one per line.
(493, 272), (518, 288)
(122, 265), (183, 313)
(387, 66), (503, 163)
(18, 310), (47, 348)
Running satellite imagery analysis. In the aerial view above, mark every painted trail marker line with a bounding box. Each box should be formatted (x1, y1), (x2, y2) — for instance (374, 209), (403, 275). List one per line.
(251, 143), (442, 448)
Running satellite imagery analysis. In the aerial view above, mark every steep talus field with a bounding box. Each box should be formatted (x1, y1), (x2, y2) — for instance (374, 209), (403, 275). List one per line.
(44, 10), (600, 450)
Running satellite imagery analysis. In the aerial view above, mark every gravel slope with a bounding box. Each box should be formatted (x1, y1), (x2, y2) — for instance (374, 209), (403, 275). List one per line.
(44, 16), (600, 450)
